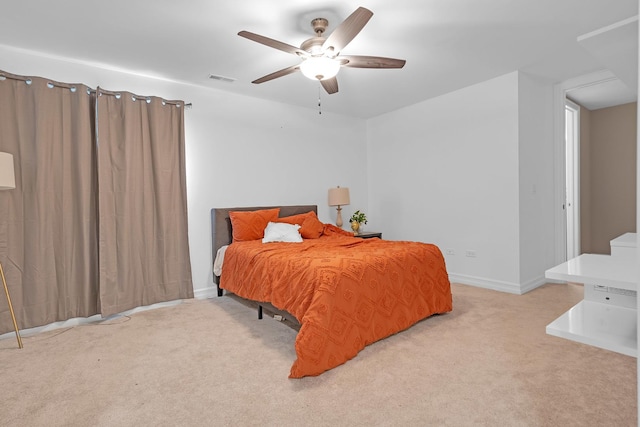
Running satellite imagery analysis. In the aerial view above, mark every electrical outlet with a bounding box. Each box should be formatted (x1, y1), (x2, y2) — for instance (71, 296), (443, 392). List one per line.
(465, 250), (477, 257)
(446, 248), (455, 255)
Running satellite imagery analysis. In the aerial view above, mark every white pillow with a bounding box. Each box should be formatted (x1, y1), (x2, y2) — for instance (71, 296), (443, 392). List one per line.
(262, 222), (303, 243)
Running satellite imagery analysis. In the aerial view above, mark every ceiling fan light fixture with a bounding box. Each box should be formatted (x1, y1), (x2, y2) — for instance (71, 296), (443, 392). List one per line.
(238, 7), (404, 95)
(300, 56), (341, 81)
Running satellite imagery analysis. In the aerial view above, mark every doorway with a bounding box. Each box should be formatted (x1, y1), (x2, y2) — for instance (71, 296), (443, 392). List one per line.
(553, 69), (622, 265)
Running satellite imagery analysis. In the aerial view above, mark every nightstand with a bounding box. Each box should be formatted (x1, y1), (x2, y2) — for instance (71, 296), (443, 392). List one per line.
(355, 231), (382, 239)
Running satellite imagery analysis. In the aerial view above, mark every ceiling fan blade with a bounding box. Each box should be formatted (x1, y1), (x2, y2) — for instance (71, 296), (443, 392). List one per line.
(252, 64), (300, 84)
(320, 77), (339, 94)
(322, 7), (373, 55)
(238, 31), (308, 57)
(340, 55), (406, 69)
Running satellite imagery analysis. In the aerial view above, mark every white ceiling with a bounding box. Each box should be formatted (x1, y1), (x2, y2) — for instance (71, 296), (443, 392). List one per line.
(568, 16), (638, 110)
(567, 78), (637, 110)
(0, 0), (637, 118)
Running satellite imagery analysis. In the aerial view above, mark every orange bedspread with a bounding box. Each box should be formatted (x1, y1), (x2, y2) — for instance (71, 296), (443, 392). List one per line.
(220, 235), (452, 378)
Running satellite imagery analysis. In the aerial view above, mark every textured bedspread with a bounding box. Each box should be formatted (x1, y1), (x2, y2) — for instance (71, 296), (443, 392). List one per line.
(220, 235), (452, 378)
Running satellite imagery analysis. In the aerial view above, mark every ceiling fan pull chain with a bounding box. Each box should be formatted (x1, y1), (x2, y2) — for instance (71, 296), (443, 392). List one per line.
(318, 86), (322, 115)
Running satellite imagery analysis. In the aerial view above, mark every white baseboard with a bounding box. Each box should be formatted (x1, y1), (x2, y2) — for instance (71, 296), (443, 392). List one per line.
(448, 273), (547, 295)
(519, 275), (548, 293)
(4, 276), (549, 341)
(194, 285), (219, 300)
(194, 276), (549, 300)
(0, 299), (182, 341)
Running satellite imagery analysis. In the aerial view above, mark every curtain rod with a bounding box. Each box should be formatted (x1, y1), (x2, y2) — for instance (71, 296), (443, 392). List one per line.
(97, 88), (187, 108)
(0, 72), (192, 108)
(0, 73), (32, 84)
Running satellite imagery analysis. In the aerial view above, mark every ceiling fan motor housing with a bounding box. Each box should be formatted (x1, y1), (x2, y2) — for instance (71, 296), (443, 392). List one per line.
(300, 37), (326, 56)
(311, 18), (329, 35)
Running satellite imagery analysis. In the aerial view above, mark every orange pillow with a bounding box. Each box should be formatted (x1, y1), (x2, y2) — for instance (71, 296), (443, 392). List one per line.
(229, 208), (280, 242)
(276, 212), (312, 226)
(322, 223), (355, 237)
(276, 211), (324, 239)
(300, 215), (324, 239)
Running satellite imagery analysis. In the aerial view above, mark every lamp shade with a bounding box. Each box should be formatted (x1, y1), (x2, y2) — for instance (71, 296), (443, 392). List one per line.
(328, 186), (350, 206)
(300, 57), (341, 81)
(0, 152), (15, 190)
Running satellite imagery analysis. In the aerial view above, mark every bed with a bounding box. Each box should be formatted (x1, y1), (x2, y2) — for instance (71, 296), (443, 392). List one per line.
(211, 205), (452, 378)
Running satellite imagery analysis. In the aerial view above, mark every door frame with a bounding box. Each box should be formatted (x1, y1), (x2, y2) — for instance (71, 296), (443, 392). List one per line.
(552, 69), (619, 265)
(565, 98), (581, 259)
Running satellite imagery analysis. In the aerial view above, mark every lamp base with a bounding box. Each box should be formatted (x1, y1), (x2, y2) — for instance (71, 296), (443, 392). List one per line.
(336, 205), (343, 228)
(0, 262), (23, 349)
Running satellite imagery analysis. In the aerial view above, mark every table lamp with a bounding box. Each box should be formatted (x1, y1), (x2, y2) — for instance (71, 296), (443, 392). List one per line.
(328, 186), (350, 227)
(0, 152), (22, 348)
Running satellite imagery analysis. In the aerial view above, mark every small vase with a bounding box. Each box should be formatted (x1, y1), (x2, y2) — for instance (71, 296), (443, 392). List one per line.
(351, 221), (360, 235)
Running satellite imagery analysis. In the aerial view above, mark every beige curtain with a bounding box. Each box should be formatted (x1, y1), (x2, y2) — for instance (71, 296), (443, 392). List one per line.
(96, 89), (193, 316)
(0, 73), (98, 332)
(0, 71), (193, 335)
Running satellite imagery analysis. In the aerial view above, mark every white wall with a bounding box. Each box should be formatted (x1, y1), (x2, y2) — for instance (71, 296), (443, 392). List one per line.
(0, 45), (369, 298)
(0, 45), (560, 299)
(367, 71), (556, 294)
(517, 72), (556, 290)
(185, 91), (367, 296)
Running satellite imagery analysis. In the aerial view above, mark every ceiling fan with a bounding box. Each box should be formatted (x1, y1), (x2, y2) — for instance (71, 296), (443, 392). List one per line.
(238, 6), (406, 94)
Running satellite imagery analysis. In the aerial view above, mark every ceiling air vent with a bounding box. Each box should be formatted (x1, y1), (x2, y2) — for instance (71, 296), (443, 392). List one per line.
(208, 74), (236, 83)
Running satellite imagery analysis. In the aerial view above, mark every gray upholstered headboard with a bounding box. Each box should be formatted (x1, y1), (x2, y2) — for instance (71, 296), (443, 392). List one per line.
(210, 204), (318, 271)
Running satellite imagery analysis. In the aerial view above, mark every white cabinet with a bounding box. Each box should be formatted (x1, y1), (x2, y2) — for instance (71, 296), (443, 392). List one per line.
(545, 233), (637, 357)
(610, 232), (637, 260)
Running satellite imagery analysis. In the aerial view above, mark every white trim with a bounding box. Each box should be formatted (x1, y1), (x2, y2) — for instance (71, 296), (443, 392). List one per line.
(194, 285), (219, 300)
(0, 299), (182, 341)
(577, 15), (639, 42)
(553, 69), (620, 267)
(636, 9), (640, 421)
(520, 275), (549, 294)
(182, 277), (550, 301)
(565, 98), (581, 258)
(449, 273), (547, 295)
(553, 83), (568, 267)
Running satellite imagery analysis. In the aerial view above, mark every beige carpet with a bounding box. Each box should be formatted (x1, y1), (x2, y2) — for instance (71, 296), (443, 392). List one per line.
(0, 283), (636, 426)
